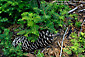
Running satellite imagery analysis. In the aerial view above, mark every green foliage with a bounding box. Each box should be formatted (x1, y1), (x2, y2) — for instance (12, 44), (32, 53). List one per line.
(0, 0), (38, 56)
(0, 0), (39, 42)
(75, 21), (81, 28)
(0, 29), (27, 57)
(37, 50), (44, 57)
(63, 48), (72, 55)
(57, 0), (69, 1)
(0, 0), (38, 29)
(18, 1), (77, 41)
(63, 32), (85, 56)
(0, 0), (78, 57)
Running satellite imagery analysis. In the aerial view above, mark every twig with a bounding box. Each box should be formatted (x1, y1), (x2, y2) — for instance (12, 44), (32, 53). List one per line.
(78, 9), (85, 13)
(52, 33), (60, 37)
(72, 1), (85, 4)
(52, 1), (85, 4)
(41, 48), (46, 53)
(51, 1), (83, 14)
(52, 1), (70, 5)
(57, 41), (61, 48)
(68, 4), (83, 14)
(60, 27), (68, 57)
(52, 1), (70, 3)
(68, 2), (76, 6)
(79, 20), (85, 34)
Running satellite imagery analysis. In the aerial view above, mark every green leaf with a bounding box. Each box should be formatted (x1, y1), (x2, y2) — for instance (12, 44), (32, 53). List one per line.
(17, 30), (26, 35)
(27, 21), (34, 27)
(43, 15), (51, 19)
(0, 18), (8, 22)
(0, 30), (1, 33)
(22, 16), (29, 20)
(31, 25), (39, 36)
(37, 50), (44, 57)
(75, 22), (81, 28)
(55, 31), (58, 34)
(0, 11), (2, 13)
(24, 30), (32, 37)
(63, 48), (72, 55)
(33, 15), (41, 23)
(59, 16), (64, 20)
(4, 29), (10, 35)
(21, 12), (29, 17)
(80, 32), (84, 36)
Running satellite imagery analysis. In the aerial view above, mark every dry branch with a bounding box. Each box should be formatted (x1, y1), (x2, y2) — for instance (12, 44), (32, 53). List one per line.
(78, 9), (85, 13)
(68, 4), (83, 13)
(60, 27), (68, 57)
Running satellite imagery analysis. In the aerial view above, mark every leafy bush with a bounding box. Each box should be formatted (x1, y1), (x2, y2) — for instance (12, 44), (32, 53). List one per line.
(0, 0), (38, 30)
(0, 29), (26, 56)
(0, 0), (79, 57)
(63, 32), (85, 57)
(17, 1), (78, 41)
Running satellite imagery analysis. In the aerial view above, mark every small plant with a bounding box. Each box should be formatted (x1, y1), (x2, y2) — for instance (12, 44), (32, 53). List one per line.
(37, 50), (44, 57)
(75, 21), (82, 28)
(0, 29), (26, 56)
(63, 32), (85, 57)
(0, 0), (38, 30)
(17, 1), (78, 41)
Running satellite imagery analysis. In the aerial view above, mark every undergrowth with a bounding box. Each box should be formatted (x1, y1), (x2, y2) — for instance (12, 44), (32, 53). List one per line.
(0, 0), (81, 57)
(63, 32), (85, 57)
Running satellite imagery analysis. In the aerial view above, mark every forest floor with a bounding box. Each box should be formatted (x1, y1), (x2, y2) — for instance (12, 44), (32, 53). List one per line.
(0, 1), (85, 57)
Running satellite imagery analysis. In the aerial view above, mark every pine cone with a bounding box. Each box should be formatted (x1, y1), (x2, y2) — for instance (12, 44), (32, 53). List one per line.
(12, 30), (55, 52)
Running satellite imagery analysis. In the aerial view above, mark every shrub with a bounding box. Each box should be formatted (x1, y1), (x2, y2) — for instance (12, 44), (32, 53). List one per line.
(0, 29), (25, 56)
(17, 1), (78, 41)
(0, 0), (38, 29)
(63, 32), (85, 57)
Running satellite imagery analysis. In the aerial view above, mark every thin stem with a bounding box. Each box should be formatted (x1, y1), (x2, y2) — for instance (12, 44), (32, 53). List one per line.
(60, 27), (68, 57)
